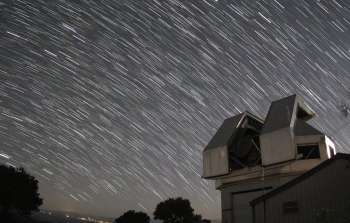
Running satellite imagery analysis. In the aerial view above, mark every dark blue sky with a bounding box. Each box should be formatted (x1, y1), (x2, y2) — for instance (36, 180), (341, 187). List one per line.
(0, 0), (350, 220)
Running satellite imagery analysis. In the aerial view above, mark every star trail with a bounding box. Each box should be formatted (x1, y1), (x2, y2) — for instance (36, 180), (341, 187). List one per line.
(1, 0), (350, 220)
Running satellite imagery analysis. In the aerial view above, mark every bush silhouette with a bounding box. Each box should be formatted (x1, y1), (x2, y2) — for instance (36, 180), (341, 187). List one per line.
(0, 165), (43, 219)
(114, 210), (150, 223)
(154, 197), (202, 223)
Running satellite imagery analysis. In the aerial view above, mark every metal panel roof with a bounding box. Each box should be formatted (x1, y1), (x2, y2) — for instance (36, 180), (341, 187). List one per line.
(250, 153), (350, 206)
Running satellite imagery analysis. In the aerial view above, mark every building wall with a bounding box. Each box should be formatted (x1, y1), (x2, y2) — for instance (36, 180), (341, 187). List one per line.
(294, 135), (329, 160)
(220, 175), (297, 223)
(203, 146), (229, 178)
(260, 127), (295, 166)
(253, 159), (350, 223)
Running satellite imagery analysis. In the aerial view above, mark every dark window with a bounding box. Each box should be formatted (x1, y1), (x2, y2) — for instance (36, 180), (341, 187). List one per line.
(229, 126), (261, 171)
(297, 144), (320, 159)
(283, 201), (298, 214)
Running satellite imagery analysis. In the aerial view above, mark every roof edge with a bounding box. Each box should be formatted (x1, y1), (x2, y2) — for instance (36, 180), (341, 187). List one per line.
(243, 111), (265, 124)
(250, 153), (350, 206)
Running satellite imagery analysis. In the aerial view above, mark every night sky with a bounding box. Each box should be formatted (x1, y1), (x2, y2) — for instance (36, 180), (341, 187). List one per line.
(1, 0), (350, 220)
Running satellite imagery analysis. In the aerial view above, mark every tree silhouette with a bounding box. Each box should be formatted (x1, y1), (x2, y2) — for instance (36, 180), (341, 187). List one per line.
(154, 197), (202, 223)
(0, 165), (43, 219)
(114, 210), (150, 223)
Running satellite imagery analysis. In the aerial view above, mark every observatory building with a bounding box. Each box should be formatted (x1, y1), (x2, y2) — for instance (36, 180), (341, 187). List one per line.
(202, 95), (336, 223)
